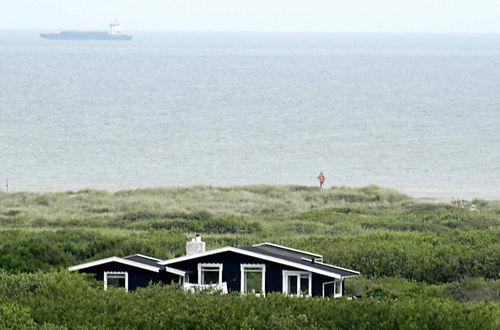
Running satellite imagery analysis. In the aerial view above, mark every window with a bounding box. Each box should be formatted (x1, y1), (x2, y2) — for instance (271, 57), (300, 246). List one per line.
(104, 272), (128, 291)
(335, 280), (342, 296)
(197, 263), (223, 284)
(322, 280), (342, 298)
(240, 264), (266, 295)
(282, 271), (312, 296)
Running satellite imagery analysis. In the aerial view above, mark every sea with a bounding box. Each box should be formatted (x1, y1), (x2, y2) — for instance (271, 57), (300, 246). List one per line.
(0, 31), (499, 200)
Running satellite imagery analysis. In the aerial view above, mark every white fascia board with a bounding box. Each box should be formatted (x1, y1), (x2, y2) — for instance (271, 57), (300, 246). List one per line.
(252, 242), (323, 259)
(68, 256), (160, 273)
(125, 253), (162, 262)
(159, 247), (233, 265)
(165, 266), (186, 277)
(314, 261), (360, 275)
(160, 247), (345, 279)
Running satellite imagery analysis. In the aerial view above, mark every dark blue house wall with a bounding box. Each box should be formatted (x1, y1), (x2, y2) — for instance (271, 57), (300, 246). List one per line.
(160, 271), (183, 285)
(312, 273), (340, 297)
(168, 251), (338, 296)
(78, 262), (162, 291)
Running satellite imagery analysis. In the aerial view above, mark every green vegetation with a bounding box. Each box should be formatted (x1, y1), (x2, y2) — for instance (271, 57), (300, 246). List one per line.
(0, 271), (497, 330)
(0, 185), (499, 328)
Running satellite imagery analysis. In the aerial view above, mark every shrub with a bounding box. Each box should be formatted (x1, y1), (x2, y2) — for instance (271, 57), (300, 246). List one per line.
(0, 303), (36, 329)
(0, 272), (497, 329)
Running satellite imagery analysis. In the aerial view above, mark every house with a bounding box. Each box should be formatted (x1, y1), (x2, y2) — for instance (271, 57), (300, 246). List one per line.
(68, 236), (360, 297)
(68, 253), (185, 291)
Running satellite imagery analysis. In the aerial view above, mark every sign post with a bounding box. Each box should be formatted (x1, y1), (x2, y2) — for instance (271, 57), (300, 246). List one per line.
(317, 172), (325, 188)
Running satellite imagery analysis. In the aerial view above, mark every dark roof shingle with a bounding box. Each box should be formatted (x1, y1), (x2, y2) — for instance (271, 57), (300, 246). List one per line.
(251, 243), (322, 260)
(124, 254), (162, 267)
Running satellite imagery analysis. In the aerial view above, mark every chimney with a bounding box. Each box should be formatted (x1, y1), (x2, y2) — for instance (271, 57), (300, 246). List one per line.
(186, 235), (206, 256)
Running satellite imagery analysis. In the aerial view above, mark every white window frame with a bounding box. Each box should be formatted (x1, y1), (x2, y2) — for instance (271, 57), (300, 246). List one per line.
(282, 270), (312, 297)
(322, 279), (342, 298)
(240, 264), (266, 296)
(104, 271), (128, 291)
(197, 263), (223, 285)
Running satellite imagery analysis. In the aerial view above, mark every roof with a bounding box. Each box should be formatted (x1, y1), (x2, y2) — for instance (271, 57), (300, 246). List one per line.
(69, 245), (360, 279)
(160, 246), (360, 279)
(69, 254), (187, 277)
(68, 256), (161, 273)
(242, 246), (359, 278)
(251, 243), (323, 261)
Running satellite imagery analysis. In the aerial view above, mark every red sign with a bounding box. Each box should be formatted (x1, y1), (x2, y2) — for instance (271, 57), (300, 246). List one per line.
(317, 172), (325, 187)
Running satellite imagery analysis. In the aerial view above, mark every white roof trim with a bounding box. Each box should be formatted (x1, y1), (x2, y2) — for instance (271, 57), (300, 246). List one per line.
(68, 256), (160, 273)
(165, 266), (186, 277)
(124, 254), (162, 262)
(159, 247), (227, 265)
(160, 247), (356, 279)
(314, 261), (360, 275)
(252, 242), (323, 259)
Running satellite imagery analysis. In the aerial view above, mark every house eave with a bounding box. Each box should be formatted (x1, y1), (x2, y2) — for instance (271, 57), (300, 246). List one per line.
(124, 253), (163, 262)
(160, 247), (357, 279)
(165, 266), (186, 277)
(68, 256), (161, 273)
(313, 261), (361, 275)
(252, 242), (323, 259)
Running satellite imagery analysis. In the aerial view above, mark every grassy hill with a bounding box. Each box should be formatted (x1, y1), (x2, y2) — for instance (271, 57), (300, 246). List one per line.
(0, 185), (499, 328)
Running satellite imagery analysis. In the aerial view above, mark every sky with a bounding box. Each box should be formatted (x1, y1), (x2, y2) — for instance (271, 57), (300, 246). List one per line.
(1, 0), (500, 32)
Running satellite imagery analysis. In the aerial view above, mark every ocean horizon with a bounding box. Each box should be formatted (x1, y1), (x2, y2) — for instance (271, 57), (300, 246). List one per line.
(1, 31), (499, 200)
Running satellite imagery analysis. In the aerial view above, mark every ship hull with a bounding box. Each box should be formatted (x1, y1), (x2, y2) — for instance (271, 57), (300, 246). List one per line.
(40, 33), (132, 41)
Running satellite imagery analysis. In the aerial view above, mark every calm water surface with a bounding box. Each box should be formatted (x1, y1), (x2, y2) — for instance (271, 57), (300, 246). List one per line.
(0, 31), (499, 199)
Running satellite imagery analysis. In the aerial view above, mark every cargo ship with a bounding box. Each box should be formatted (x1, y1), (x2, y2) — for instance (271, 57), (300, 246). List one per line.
(40, 21), (132, 40)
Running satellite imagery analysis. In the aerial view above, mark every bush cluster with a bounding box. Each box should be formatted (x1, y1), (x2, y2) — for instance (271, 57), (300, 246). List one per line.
(0, 271), (498, 330)
(1, 228), (498, 284)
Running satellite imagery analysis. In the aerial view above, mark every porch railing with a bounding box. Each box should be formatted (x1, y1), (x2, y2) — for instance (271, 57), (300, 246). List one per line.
(183, 282), (228, 294)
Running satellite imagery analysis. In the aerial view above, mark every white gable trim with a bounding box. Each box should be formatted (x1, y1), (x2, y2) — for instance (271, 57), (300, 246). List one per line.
(68, 256), (160, 273)
(125, 254), (162, 262)
(314, 261), (360, 276)
(253, 242), (323, 259)
(160, 247), (347, 279)
(165, 266), (186, 277)
(159, 247), (231, 265)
